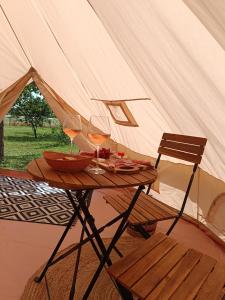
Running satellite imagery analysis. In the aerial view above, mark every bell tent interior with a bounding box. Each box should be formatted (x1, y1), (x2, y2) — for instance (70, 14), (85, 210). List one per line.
(0, 0), (225, 299)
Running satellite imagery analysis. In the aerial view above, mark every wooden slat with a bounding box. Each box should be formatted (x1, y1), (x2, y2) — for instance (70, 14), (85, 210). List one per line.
(35, 158), (63, 184)
(27, 160), (44, 181)
(85, 172), (116, 187)
(121, 169), (157, 186)
(146, 249), (202, 299)
(158, 147), (201, 164)
(160, 140), (204, 155)
(120, 195), (155, 223)
(162, 133), (207, 146)
(131, 244), (188, 299)
(57, 172), (82, 187)
(123, 191), (177, 220)
(105, 196), (138, 224)
(116, 174), (141, 185)
(140, 169), (157, 180)
(171, 255), (217, 300)
(73, 172), (100, 188)
(117, 195), (150, 223)
(195, 262), (225, 300)
(146, 263), (183, 300)
(134, 194), (176, 220)
(105, 193), (162, 223)
(102, 172), (132, 186)
(130, 172), (151, 182)
(0, 168), (32, 179)
(119, 238), (178, 288)
(140, 193), (178, 217)
(108, 233), (166, 278)
(104, 192), (176, 225)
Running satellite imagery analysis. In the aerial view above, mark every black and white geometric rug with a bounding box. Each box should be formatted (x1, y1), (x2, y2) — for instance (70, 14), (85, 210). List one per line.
(0, 175), (78, 226)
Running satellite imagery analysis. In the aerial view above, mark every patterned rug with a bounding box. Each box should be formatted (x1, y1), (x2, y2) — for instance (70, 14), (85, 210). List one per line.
(0, 175), (79, 226)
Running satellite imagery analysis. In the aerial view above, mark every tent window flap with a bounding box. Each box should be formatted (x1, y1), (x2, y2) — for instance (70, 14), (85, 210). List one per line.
(105, 101), (138, 127)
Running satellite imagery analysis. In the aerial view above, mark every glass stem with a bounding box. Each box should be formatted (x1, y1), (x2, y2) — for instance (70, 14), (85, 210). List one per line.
(96, 145), (100, 168)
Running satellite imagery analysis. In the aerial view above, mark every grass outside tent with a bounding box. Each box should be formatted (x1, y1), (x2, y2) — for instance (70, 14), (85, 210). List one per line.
(0, 125), (78, 170)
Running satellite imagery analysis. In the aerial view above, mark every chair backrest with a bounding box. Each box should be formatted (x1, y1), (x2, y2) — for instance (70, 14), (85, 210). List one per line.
(155, 133), (207, 168)
(153, 133), (207, 224)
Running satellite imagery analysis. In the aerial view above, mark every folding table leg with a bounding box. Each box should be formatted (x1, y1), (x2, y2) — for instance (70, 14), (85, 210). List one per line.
(48, 211), (126, 267)
(112, 223), (128, 258)
(66, 190), (103, 262)
(66, 190), (104, 300)
(68, 191), (91, 300)
(34, 190), (86, 283)
(78, 193), (113, 267)
(82, 185), (145, 299)
(34, 209), (78, 283)
(69, 220), (86, 300)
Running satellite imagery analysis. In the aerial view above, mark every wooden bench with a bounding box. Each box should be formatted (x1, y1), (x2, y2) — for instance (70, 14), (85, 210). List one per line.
(108, 232), (225, 299)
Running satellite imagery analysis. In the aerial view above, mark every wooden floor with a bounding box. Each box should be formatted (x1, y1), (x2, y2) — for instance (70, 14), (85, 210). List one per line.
(0, 188), (224, 300)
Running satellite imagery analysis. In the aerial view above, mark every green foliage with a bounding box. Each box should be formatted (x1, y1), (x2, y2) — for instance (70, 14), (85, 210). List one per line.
(9, 82), (55, 138)
(51, 125), (70, 144)
(0, 125), (78, 170)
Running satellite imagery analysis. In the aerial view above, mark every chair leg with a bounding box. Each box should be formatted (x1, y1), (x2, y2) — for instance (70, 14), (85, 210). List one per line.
(146, 184), (151, 195)
(115, 281), (134, 300)
(166, 216), (180, 235)
(112, 223), (128, 258)
(113, 245), (123, 258)
(133, 224), (151, 239)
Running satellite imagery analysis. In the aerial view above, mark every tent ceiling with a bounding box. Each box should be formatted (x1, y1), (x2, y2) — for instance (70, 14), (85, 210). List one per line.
(89, 0), (225, 182)
(0, 0), (225, 181)
(0, 3), (29, 88)
(184, 0), (225, 52)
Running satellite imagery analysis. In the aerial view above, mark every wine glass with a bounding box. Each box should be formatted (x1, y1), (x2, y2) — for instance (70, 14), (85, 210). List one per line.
(87, 115), (111, 174)
(63, 115), (82, 153)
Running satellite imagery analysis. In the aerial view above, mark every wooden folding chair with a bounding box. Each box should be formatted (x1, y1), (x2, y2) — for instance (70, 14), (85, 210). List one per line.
(104, 133), (207, 238)
(107, 232), (225, 299)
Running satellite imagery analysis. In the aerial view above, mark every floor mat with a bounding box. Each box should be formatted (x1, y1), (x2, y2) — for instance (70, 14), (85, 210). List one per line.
(0, 175), (79, 226)
(21, 236), (141, 300)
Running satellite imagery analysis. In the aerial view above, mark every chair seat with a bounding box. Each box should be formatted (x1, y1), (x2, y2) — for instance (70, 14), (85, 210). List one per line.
(108, 232), (225, 300)
(104, 191), (177, 225)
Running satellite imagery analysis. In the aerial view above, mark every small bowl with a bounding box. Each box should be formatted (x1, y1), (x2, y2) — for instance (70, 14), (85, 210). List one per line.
(43, 151), (93, 172)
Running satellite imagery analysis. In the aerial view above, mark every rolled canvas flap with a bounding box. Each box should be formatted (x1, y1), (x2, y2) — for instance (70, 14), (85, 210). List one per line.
(0, 68), (33, 122)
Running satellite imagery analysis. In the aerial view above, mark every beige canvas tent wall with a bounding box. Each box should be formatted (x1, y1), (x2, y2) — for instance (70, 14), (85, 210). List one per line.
(0, 0), (224, 244)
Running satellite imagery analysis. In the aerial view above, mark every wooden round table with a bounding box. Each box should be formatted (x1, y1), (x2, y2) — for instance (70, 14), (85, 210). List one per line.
(27, 157), (157, 299)
(27, 157), (157, 190)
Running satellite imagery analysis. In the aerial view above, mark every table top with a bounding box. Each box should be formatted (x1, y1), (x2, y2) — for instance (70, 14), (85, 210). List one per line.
(27, 158), (157, 190)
